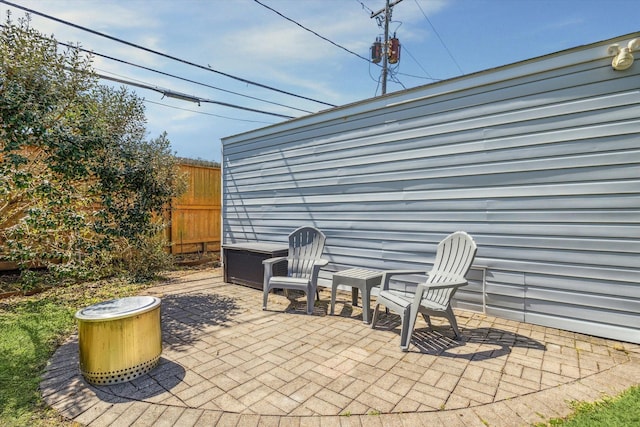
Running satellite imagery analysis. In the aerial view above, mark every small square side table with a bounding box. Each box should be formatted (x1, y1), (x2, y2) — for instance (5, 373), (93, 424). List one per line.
(330, 268), (382, 324)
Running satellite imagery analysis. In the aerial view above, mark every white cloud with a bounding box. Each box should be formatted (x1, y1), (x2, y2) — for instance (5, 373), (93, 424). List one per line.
(4, 0), (635, 163)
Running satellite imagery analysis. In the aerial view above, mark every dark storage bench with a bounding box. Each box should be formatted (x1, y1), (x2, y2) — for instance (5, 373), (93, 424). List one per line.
(223, 242), (289, 290)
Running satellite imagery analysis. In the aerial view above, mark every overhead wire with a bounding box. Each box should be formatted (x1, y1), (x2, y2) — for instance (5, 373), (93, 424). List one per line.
(95, 72), (295, 119)
(0, 21), (299, 120)
(370, 7), (406, 92)
(387, 19), (406, 90)
(57, 40), (313, 114)
(253, 0), (372, 63)
(396, 70), (441, 81)
(143, 99), (275, 124)
(0, 25), (286, 122)
(368, 59), (383, 96)
(368, 59), (382, 84)
(388, 69), (406, 90)
(385, 61), (406, 90)
(357, 1), (445, 86)
(354, 0), (374, 15)
(358, 1), (410, 94)
(400, 45), (440, 81)
(0, 0), (336, 107)
(356, 0), (413, 83)
(413, 0), (464, 75)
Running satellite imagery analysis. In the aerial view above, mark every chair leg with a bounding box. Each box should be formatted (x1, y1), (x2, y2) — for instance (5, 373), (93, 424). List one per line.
(421, 313), (432, 330)
(263, 285), (270, 311)
(306, 291), (314, 315)
(330, 284), (336, 315)
(370, 303), (380, 328)
(399, 307), (411, 351)
(444, 306), (462, 339)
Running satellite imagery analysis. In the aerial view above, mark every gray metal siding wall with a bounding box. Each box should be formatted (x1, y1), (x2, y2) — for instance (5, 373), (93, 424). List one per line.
(222, 34), (640, 344)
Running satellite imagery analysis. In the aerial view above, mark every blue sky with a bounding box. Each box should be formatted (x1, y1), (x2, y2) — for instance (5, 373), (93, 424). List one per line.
(2, 0), (638, 163)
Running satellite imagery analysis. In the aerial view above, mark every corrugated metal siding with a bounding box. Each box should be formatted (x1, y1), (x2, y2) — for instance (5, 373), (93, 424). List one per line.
(222, 33), (640, 344)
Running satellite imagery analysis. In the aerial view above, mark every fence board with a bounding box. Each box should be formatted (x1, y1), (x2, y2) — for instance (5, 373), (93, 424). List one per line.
(167, 164), (221, 255)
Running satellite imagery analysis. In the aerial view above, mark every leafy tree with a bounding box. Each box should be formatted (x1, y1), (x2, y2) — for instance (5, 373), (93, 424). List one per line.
(1, 13), (184, 283)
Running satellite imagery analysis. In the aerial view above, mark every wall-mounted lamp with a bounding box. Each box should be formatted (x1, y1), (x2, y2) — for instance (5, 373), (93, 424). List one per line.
(607, 38), (640, 71)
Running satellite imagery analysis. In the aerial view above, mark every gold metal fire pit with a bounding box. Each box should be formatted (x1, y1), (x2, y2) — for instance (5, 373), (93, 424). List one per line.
(75, 296), (162, 385)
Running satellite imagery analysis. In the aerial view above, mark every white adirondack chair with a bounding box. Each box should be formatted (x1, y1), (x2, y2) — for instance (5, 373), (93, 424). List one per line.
(262, 226), (328, 315)
(371, 231), (477, 351)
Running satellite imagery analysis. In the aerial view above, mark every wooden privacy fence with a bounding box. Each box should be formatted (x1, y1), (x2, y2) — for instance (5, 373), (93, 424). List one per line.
(166, 163), (221, 255)
(1, 162), (221, 270)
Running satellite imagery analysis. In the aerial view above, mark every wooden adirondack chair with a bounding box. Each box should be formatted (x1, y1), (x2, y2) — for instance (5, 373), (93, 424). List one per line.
(262, 226), (328, 315)
(371, 231), (477, 351)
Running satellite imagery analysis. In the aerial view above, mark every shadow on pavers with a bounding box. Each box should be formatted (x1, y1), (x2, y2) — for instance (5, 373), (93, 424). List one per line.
(160, 293), (241, 352)
(411, 326), (545, 359)
(90, 358), (185, 403)
(373, 312), (545, 358)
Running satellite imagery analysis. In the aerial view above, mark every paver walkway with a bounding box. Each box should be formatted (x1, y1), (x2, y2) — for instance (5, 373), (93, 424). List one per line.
(41, 268), (640, 426)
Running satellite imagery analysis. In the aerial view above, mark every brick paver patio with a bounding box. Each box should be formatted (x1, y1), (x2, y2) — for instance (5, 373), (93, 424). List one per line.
(41, 268), (640, 426)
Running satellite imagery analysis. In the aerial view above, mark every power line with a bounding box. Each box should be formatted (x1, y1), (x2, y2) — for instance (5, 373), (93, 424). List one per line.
(413, 0), (464, 75)
(400, 45), (438, 81)
(253, 0), (371, 63)
(57, 40), (313, 115)
(387, 68), (406, 89)
(0, 0), (336, 107)
(0, 22), (280, 124)
(369, 0), (404, 95)
(356, 2), (443, 84)
(396, 70), (442, 81)
(354, 0), (375, 15)
(0, 23), (297, 118)
(95, 72), (295, 119)
(143, 99), (275, 124)
(10, 25), (310, 115)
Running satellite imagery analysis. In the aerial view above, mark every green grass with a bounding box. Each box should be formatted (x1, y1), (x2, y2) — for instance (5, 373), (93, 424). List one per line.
(0, 298), (72, 426)
(0, 277), (153, 426)
(539, 385), (640, 426)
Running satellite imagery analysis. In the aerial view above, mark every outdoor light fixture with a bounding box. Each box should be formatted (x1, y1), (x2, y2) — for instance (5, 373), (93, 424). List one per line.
(607, 38), (640, 71)
(162, 90), (201, 105)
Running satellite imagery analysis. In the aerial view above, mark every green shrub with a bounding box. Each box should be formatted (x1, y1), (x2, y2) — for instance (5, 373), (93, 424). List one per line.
(1, 13), (184, 282)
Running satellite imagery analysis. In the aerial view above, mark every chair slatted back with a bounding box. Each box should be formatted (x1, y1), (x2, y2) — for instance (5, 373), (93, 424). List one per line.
(288, 226), (327, 278)
(425, 231), (477, 306)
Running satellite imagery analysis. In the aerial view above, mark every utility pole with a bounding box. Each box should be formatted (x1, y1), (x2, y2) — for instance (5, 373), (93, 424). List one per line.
(370, 0), (403, 95)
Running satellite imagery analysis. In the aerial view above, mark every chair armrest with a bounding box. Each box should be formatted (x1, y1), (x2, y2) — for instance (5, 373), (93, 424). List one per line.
(262, 256), (287, 289)
(262, 256), (287, 266)
(423, 280), (468, 290)
(310, 259), (329, 285)
(380, 270), (430, 291)
(412, 280), (467, 307)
